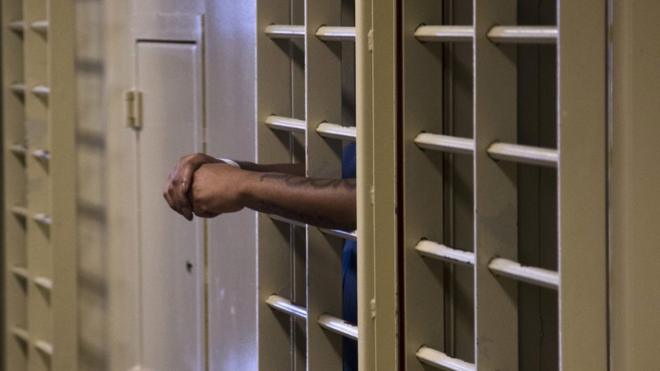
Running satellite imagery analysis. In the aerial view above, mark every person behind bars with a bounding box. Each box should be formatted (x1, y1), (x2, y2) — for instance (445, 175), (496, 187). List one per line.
(163, 143), (358, 371)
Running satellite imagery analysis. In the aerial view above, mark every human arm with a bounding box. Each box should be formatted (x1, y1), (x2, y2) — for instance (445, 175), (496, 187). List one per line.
(163, 153), (305, 220)
(188, 163), (356, 230)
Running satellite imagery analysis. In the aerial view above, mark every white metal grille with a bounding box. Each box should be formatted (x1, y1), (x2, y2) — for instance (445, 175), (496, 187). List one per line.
(256, 0), (607, 370)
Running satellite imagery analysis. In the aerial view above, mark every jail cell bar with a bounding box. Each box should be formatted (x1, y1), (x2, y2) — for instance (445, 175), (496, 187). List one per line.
(2, 0), (78, 370)
(403, 0), (606, 370)
(257, 0), (359, 369)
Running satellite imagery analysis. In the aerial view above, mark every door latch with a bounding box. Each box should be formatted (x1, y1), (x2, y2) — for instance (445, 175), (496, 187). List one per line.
(125, 90), (143, 130)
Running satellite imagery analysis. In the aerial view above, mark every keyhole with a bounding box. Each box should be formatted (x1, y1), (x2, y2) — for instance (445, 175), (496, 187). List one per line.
(186, 261), (193, 273)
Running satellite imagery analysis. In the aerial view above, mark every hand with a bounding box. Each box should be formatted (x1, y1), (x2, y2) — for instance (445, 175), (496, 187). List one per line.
(163, 153), (221, 220)
(190, 163), (252, 218)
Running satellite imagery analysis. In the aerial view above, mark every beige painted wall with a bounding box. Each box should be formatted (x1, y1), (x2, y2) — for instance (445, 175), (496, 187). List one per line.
(75, 0), (258, 369)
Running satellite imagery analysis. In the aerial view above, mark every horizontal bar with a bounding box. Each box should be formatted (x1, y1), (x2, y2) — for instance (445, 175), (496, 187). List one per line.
(9, 143), (27, 156)
(487, 142), (558, 167)
(32, 85), (50, 98)
(264, 115), (306, 133)
(10, 206), (28, 218)
(264, 24), (305, 39)
(487, 25), (558, 44)
(269, 214), (306, 228)
(417, 346), (476, 371)
(415, 133), (475, 155)
(9, 20), (25, 33)
(318, 314), (358, 340)
(415, 240), (475, 267)
(34, 276), (53, 291)
(34, 340), (53, 357)
(32, 149), (51, 161)
(315, 26), (356, 42)
(414, 25), (474, 43)
(266, 295), (308, 320)
(30, 20), (48, 33)
(270, 215), (358, 240)
(11, 266), (29, 280)
(489, 258), (559, 290)
(319, 228), (357, 241)
(33, 213), (52, 226)
(11, 327), (29, 343)
(316, 122), (357, 141)
(10, 83), (26, 95)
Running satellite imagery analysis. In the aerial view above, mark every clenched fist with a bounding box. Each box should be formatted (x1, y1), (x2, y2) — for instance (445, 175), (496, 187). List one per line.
(189, 163), (252, 218)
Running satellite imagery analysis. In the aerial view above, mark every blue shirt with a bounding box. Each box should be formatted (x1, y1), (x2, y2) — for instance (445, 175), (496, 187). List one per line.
(341, 142), (357, 371)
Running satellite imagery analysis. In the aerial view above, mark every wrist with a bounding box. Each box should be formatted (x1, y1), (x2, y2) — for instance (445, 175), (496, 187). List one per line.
(237, 170), (259, 207)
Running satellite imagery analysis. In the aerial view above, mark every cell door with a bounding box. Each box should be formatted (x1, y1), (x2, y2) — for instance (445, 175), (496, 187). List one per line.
(131, 14), (205, 371)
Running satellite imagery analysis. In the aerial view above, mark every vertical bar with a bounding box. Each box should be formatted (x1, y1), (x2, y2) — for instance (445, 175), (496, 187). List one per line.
(2, 0), (28, 369)
(256, 0), (297, 369)
(50, 0), (78, 369)
(557, 0), (608, 369)
(24, 0), (52, 369)
(355, 0), (375, 369)
(402, 1), (445, 370)
(305, 0), (344, 369)
(473, 0), (518, 369)
(357, 0), (399, 369)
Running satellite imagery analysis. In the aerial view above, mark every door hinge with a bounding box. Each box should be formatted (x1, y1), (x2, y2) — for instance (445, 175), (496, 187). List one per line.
(125, 90), (143, 130)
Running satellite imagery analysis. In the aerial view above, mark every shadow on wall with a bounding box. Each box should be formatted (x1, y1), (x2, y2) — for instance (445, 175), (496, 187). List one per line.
(76, 0), (109, 369)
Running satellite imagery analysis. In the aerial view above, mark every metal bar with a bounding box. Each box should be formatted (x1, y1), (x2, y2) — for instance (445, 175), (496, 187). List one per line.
(474, 0), (519, 368)
(32, 213), (52, 226)
(416, 346), (476, 371)
(257, 2), (301, 369)
(318, 228), (357, 241)
(415, 240), (475, 267)
(316, 122), (356, 141)
(269, 214), (306, 228)
(34, 340), (54, 357)
(31, 149), (51, 161)
(306, 1), (345, 367)
(9, 82), (26, 95)
(488, 258), (559, 290)
(265, 295), (308, 320)
(402, 1), (446, 369)
(414, 25), (473, 43)
(487, 142), (558, 167)
(264, 115), (306, 133)
(11, 266), (29, 280)
(264, 24), (305, 39)
(8, 20), (25, 33)
(487, 26), (557, 44)
(415, 133), (474, 155)
(11, 327), (30, 343)
(318, 314), (358, 341)
(30, 20), (48, 34)
(34, 276), (54, 291)
(9, 143), (27, 156)
(315, 26), (356, 42)
(31, 84), (50, 98)
(558, 0), (608, 368)
(10, 206), (28, 218)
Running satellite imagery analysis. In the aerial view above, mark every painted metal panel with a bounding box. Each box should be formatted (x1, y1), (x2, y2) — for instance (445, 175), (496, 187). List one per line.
(557, 0), (608, 369)
(135, 41), (204, 371)
(611, 1), (660, 369)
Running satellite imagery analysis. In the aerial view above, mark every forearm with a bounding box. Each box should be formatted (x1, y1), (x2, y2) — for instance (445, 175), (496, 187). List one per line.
(240, 171), (356, 230)
(236, 161), (305, 176)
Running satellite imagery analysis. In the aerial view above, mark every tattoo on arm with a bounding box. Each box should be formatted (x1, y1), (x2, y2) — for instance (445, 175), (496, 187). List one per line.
(251, 173), (356, 229)
(259, 173), (356, 191)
